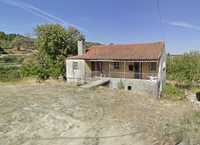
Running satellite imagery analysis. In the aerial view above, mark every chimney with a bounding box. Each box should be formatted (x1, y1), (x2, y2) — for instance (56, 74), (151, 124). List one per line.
(78, 40), (84, 55)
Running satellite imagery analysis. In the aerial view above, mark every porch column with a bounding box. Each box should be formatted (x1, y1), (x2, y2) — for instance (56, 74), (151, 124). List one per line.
(157, 61), (159, 78)
(124, 61), (126, 78)
(140, 62), (142, 79)
(108, 62), (111, 77)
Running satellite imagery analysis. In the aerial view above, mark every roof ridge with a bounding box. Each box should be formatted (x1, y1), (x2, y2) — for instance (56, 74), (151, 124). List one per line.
(89, 41), (165, 48)
(69, 41), (164, 60)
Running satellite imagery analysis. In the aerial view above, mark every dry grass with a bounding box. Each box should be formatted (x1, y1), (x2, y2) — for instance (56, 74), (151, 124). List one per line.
(0, 80), (197, 145)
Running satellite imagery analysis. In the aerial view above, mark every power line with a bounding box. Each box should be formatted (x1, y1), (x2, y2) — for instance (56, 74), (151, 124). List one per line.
(156, 0), (166, 41)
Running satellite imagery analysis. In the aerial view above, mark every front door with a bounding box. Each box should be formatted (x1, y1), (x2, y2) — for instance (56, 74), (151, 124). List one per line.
(91, 62), (102, 76)
(134, 62), (141, 79)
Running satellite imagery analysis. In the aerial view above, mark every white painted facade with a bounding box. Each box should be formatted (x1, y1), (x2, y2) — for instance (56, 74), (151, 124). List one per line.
(66, 59), (86, 83)
(158, 46), (166, 96)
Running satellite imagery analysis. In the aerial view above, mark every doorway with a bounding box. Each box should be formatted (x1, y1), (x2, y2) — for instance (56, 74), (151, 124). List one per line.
(91, 62), (103, 77)
(134, 62), (141, 79)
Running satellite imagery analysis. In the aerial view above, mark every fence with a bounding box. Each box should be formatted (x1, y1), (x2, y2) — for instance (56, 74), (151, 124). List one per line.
(85, 71), (158, 80)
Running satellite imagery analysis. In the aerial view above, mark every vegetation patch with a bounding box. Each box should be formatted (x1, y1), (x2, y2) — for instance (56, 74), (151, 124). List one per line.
(191, 86), (200, 94)
(160, 112), (200, 145)
(167, 52), (200, 85)
(162, 83), (185, 101)
(0, 65), (21, 82)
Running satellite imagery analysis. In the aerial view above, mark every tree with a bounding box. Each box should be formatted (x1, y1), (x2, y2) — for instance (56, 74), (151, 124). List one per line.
(0, 32), (6, 40)
(66, 27), (85, 55)
(6, 34), (20, 41)
(35, 24), (84, 79)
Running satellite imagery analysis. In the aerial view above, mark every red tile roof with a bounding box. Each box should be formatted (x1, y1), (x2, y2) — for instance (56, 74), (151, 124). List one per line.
(69, 41), (165, 60)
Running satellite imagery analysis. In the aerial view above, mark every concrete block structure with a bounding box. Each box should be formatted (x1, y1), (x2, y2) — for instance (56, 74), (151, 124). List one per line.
(66, 41), (166, 98)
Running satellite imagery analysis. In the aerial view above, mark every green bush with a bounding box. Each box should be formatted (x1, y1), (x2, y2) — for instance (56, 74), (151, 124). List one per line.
(20, 55), (43, 79)
(0, 65), (21, 82)
(162, 83), (185, 101)
(167, 51), (200, 84)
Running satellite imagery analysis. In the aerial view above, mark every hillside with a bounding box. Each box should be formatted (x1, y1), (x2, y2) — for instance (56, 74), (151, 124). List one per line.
(0, 32), (35, 56)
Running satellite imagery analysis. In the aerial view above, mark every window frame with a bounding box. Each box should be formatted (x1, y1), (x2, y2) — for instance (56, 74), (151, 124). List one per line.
(73, 62), (78, 70)
(149, 62), (157, 72)
(128, 65), (134, 71)
(113, 62), (120, 69)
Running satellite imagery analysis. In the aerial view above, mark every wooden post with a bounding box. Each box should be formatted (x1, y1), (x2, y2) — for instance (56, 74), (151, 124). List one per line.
(140, 62), (142, 79)
(124, 61), (126, 78)
(108, 62), (110, 77)
(157, 61), (159, 78)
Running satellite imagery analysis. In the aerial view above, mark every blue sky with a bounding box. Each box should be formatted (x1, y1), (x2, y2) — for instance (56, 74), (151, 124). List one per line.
(0, 0), (200, 54)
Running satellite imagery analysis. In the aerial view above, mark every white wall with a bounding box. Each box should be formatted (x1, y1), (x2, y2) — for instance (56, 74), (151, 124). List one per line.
(158, 47), (166, 95)
(66, 59), (86, 83)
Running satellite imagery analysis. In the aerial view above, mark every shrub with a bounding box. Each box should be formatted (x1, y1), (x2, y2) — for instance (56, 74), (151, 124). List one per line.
(191, 87), (200, 94)
(20, 56), (39, 77)
(0, 65), (21, 82)
(167, 51), (200, 84)
(162, 83), (185, 101)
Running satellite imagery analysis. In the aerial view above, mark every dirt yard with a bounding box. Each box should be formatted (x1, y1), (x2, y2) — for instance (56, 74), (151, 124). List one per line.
(0, 80), (195, 145)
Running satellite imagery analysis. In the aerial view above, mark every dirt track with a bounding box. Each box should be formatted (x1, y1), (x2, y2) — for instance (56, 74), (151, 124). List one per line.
(0, 80), (194, 145)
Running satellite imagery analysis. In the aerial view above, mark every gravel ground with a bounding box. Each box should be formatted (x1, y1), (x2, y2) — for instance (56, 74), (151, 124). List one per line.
(0, 80), (194, 145)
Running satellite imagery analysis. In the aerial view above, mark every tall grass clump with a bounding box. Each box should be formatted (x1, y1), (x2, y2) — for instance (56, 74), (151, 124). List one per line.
(160, 112), (200, 145)
(167, 51), (200, 84)
(162, 83), (185, 101)
(0, 65), (21, 82)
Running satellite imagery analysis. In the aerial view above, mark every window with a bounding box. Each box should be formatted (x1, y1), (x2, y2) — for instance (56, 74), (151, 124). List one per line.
(113, 62), (120, 69)
(73, 62), (78, 70)
(149, 62), (157, 72)
(129, 65), (134, 71)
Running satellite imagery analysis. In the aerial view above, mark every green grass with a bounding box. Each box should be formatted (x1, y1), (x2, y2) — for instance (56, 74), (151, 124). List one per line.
(0, 54), (34, 82)
(0, 55), (23, 82)
(162, 83), (185, 101)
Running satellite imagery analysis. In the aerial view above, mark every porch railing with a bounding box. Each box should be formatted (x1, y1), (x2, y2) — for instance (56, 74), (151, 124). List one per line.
(86, 71), (158, 80)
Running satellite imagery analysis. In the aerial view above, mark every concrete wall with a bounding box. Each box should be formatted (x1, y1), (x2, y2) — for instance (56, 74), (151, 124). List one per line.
(109, 78), (159, 98)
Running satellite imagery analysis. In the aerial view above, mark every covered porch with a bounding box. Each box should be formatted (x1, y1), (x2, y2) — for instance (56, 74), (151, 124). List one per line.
(85, 60), (159, 80)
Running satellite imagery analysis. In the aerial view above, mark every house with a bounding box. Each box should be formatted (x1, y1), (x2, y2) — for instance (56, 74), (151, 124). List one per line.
(66, 41), (166, 98)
